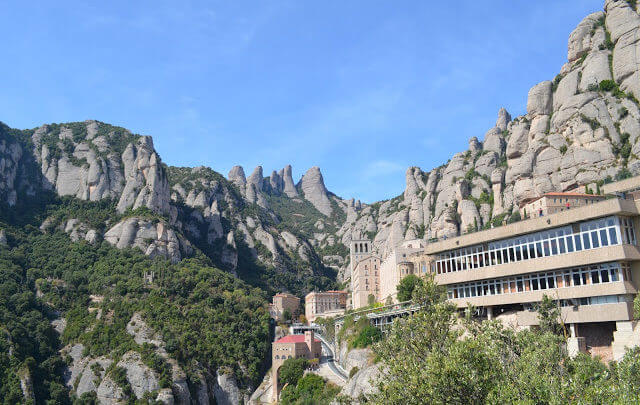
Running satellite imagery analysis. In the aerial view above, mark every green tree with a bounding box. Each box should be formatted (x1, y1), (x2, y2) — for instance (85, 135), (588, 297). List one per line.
(279, 358), (309, 387)
(537, 294), (563, 335)
(396, 274), (423, 302)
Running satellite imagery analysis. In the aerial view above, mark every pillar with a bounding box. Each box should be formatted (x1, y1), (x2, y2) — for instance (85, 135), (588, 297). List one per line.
(486, 306), (493, 320)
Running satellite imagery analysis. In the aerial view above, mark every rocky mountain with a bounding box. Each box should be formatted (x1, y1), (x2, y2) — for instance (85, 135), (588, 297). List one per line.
(334, 0), (640, 280)
(2, 1), (640, 402)
(2, 2), (640, 288)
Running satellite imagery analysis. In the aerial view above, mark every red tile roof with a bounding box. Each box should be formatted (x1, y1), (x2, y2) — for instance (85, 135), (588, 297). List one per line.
(274, 335), (320, 344)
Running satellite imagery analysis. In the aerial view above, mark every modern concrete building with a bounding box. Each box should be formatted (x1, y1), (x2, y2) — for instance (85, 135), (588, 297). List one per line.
(410, 187), (640, 360)
(271, 331), (322, 399)
(305, 290), (348, 322)
(351, 255), (381, 309)
(269, 293), (301, 322)
(519, 191), (605, 219)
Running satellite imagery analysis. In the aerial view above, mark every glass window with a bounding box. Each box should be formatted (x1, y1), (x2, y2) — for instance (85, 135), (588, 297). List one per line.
(582, 233), (591, 249)
(591, 231), (600, 248)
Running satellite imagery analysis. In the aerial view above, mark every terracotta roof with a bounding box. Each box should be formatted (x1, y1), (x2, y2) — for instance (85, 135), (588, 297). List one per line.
(274, 335), (320, 344)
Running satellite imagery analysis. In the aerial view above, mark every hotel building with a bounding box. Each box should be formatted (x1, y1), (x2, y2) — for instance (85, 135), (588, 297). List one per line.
(397, 177), (640, 360)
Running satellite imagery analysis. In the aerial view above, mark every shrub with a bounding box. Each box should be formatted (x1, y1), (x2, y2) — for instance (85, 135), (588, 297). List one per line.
(349, 366), (360, 379)
(559, 145), (567, 155)
(599, 79), (617, 92)
(351, 325), (383, 349)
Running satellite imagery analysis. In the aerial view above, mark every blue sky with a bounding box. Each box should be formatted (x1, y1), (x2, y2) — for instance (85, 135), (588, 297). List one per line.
(0, 1), (603, 203)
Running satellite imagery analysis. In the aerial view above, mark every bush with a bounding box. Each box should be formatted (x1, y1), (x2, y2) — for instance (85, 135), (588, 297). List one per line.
(349, 366), (360, 378)
(351, 325), (383, 349)
(280, 374), (340, 404)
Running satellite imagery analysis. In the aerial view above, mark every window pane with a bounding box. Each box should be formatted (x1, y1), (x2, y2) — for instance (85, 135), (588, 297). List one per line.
(600, 229), (609, 246)
(583, 233), (591, 249)
(575, 235), (582, 251)
(591, 231), (600, 248)
(609, 228), (618, 245)
(601, 270), (610, 283)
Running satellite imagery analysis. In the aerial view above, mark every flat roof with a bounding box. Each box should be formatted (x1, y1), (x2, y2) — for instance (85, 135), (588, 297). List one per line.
(425, 197), (639, 255)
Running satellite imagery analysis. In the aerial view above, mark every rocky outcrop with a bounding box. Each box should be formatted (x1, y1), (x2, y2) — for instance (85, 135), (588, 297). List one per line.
(333, 2), (640, 278)
(299, 166), (333, 216)
(228, 165), (246, 190)
(339, 363), (381, 401)
(282, 164), (298, 197)
(104, 218), (186, 263)
(0, 134), (23, 206)
(31, 122), (173, 217)
(213, 371), (243, 405)
(606, 0), (640, 101)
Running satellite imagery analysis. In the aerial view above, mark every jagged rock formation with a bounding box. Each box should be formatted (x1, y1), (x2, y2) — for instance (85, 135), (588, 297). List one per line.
(60, 311), (243, 404)
(104, 218), (188, 263)
(299, 166), (333, 216)
(1, 1), (639, 290)
(335, 0), (640, 280)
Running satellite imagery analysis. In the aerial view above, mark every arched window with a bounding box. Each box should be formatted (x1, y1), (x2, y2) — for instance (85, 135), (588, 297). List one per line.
(288, 355), (292, 359)
(355, 244), (358, 253)
(365, 244), (368, 253)
(275, 355), (279, 359)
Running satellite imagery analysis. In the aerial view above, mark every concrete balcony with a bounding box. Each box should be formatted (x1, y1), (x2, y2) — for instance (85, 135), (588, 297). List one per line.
(435, 244), (640, 285)
(516, 302), (635, 326)
(448, 281), (637, 309)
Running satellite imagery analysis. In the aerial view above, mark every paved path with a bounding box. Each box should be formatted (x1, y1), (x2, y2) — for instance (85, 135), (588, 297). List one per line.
(316, 334), (348, 382)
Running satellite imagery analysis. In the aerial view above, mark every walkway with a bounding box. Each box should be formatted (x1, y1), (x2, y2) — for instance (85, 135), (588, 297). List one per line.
(316, 333), (348, 383)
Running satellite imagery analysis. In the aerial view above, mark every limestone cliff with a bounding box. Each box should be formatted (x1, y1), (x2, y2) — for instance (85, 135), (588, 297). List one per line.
(335, 0), (640, 280)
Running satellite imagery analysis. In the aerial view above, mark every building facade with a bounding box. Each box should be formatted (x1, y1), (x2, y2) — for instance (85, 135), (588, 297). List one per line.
(272, 331), (322, 399)
(352, 255), (381, 309)
(414, 190), (640, 360)
(379, 239), (428, 303)
(519, 192), (605, 219)
(269, 293), (301, 322)
(349, 239), (372, 277)
(305, 291), (348, 322)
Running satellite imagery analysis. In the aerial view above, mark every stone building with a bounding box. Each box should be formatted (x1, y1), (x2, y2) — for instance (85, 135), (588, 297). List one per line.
(519, 192), (605, 219)
(271, 331), (322, 399)
(379, 239), (427, 304)
(305, 291), (348, 322)
(269, 292), (300, 322)
(351, 255), (381, 309)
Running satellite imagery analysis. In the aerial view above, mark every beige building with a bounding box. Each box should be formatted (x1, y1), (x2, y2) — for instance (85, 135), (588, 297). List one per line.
(352, 255), (382, 309)
(349, 239), (372, 277)
(405, 178), (640, 360)
(379, 239), (428, 304)
(519, 192), (605, 219)
(271, 331), (322, 399)
(269, 293), (300, 322)
(305, 290), (348, 322)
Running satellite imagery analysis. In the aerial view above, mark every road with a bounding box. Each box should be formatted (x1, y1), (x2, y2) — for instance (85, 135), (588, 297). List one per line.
(316, 333), (348, 382)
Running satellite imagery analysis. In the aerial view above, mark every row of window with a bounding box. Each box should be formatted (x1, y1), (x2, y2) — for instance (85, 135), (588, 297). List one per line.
(434, 217), (636, 275)
(520, 294), (633, 310)
(447, 262), (629, 300)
